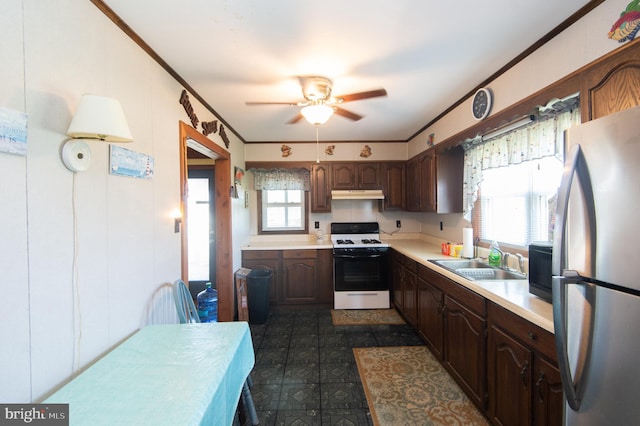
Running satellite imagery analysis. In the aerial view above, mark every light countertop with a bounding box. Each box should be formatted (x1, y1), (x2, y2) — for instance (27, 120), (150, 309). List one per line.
(241, 236), (554, 333)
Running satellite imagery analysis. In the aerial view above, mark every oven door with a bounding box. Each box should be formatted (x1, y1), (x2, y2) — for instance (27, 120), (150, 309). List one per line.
(333, 249), (390, 292)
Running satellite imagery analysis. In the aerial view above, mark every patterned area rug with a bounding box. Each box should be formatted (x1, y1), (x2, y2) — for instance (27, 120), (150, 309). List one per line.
(354, 346), (489, 426)
(331, 308), (406, 326)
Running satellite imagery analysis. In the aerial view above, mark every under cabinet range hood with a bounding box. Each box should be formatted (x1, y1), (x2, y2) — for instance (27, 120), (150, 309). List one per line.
(331, 190), (385, 200)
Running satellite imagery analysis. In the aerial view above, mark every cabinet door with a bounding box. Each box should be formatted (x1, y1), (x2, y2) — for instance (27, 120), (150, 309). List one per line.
(357, 163), (381, 189)
(417, 276), (444, 360)
(533, 356), (563, 426)
(241, 258), (280, 304)
(281, 259), (316, 304)
(405, 156), (420, 211)
(332, 163), (357, 189)
(487, 325), (533, 426)
(402, 259), (418, 326)
(420, 150), (436, 212)
(443, 296), (486, 410)
(311, 163), (331, 212)
(384, 163), (405, 210)
(391, 252), (404, 311)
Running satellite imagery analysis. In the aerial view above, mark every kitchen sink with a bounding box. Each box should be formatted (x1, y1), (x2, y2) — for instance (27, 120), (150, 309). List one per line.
(429, 259), (527, 281)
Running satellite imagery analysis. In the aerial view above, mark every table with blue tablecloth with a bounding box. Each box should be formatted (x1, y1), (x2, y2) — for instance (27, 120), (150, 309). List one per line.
(45, 322), (254, 425)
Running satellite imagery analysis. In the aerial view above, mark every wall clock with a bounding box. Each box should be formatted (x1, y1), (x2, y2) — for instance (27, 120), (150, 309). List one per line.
(472, 88), (493, 121)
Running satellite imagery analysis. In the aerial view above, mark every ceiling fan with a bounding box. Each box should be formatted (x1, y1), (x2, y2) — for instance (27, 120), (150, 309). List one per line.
(245, 76), (387, 125)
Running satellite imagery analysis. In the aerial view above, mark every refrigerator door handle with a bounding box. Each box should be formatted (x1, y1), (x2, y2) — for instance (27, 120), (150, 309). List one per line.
(552, 142), (597, 412)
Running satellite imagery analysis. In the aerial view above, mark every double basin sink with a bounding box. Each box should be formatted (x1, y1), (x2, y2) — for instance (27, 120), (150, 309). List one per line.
(429, 258), (527, 281)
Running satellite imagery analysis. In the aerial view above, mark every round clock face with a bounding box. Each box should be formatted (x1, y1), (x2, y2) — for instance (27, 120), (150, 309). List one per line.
(472, 88), (492, 120)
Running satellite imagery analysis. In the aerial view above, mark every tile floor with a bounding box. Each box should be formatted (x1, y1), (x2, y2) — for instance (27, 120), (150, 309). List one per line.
(245, 307), (424, 425)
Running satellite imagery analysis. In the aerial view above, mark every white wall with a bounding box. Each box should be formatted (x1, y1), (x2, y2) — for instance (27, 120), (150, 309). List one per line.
(411, 0), (627, 243)
(0, 0), (248, 402)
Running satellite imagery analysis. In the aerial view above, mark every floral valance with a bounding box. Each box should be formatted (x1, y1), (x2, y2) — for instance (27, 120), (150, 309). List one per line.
(252, 168), (311, 191)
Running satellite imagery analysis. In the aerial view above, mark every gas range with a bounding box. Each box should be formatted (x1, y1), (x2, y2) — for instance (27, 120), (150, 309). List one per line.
(330, 222), (389, 250)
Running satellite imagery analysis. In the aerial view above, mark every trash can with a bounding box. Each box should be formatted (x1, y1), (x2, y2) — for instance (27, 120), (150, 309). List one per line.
(247, 269), (272, 324)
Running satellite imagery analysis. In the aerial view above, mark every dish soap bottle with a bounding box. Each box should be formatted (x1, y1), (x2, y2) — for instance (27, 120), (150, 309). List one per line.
(488, 241), (501, 267)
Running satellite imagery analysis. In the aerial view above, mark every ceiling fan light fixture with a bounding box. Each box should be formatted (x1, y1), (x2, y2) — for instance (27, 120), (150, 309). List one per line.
(301, 104), (334, 125)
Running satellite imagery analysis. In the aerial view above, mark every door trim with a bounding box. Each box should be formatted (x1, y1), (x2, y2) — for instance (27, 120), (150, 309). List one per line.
(179, 121), (233, 321)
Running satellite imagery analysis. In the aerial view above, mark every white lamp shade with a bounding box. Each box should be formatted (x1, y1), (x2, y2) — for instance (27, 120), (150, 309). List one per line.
(66, 94), (133, 142)
(301, 104), (334, 125)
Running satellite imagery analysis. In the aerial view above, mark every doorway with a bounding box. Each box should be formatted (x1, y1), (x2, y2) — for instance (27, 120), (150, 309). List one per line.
(186, 166), (216, 300)
(179, 121), (233, 321)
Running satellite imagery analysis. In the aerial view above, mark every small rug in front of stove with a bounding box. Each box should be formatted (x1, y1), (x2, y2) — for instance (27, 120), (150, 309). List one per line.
(354, 346), (489, 426)
(331, 308), (405, 326)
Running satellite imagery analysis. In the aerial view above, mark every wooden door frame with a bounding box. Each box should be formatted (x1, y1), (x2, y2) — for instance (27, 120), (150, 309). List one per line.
(179, 121), (233, 322)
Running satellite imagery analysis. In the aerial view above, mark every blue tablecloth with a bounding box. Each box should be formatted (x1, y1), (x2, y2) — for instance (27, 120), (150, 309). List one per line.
(45, 323), (254, 425)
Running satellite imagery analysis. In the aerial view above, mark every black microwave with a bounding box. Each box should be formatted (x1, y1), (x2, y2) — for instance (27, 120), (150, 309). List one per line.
(528, 242), (553, 302)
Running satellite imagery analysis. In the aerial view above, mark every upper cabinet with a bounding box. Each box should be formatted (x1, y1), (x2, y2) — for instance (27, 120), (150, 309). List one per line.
(406, 146), (463, 213)
(332, 162), (382, 190)
(582, 40), (640, 121)
(311, 163), (331, 213)
(383, 162), (406, 210)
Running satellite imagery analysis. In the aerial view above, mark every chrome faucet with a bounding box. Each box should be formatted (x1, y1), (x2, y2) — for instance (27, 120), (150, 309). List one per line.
(501, 252), (510, 270)
(515, 253), (526, 274)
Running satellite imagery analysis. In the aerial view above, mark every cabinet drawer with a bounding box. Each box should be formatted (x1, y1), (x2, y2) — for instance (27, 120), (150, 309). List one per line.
(282, 249), (317, 259)
(488, 302), (557, 361)
(444, 278), (486, 317)
(242, 250), (280, 260)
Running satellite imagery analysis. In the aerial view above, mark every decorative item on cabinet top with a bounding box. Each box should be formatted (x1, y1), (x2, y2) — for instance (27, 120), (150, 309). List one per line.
(608, 0), (640, 43)
(360, 145), (372, 157)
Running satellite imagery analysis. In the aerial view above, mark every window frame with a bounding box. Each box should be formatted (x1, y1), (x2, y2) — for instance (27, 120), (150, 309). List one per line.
(257, 189), (309, 235)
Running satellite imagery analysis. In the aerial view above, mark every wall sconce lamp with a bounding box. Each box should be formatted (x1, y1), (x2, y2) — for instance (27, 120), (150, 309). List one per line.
(171, 209), (183, 233)
(62, 94), (133, 172)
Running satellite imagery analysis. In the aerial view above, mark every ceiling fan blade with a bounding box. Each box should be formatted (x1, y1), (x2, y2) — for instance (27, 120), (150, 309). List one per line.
(245, 101), (299, 106)
(287, 113), (304, 124)
(336, 88), (387, 103)
(334, 107), (363, 121)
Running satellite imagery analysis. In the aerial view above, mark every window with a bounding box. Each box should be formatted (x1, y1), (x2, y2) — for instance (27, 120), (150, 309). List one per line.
(465, 103), (580, 249)
(252, 168), (311, 234)
(475, 156), (563, 246)
(259, 189), (308, 233)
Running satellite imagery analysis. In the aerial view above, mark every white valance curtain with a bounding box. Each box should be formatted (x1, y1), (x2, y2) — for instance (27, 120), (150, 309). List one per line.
(462, 107), (581, 221)
(252, 168), (311, 191)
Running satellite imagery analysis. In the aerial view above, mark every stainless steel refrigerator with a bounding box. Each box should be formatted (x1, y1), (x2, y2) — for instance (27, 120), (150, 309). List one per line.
(552, 105), (640, 425)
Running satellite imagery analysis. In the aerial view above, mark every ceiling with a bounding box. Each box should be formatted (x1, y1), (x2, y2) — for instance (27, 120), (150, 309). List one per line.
(98, 0), (595, 143)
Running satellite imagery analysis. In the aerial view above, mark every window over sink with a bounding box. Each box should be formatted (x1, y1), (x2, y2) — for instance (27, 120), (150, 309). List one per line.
(259, 189), (308, 233)
(465, 103), (581, 249)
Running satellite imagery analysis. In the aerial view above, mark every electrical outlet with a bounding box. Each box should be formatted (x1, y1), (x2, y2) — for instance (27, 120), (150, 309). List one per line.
(314, 221), (320, 229)
(396, 220), (401, 228)
(440, 221), (444, 231)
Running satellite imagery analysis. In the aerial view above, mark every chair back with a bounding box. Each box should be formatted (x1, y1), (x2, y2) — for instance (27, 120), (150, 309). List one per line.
(173, 279), (200, 324)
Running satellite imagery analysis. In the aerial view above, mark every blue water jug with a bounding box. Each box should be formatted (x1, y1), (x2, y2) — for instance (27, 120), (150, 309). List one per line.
(197, 282), (218, 323)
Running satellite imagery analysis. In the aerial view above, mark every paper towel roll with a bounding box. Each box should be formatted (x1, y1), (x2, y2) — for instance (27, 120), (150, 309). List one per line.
(462, 228), (474, 258)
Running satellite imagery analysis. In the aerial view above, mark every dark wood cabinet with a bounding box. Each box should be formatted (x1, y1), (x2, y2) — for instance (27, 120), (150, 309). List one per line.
(240, 250), (280, 304)
(391, 251), (404, 313)
(487, 302), (562, 426)
(331, 162), (382, 190)
(443, 289), (487, 410)
(311, 163), (331, 212)
(402, 258), (418, 326)
(417, 264), (444, 360)
(383, 162), (405, 210)
(242, 249), (332, 305)
(406, 147), (463, 213)
(391, 251), (417, 326)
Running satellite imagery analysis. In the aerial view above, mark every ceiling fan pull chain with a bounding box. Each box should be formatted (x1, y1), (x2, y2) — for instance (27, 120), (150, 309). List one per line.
(316, 126), (320, 163)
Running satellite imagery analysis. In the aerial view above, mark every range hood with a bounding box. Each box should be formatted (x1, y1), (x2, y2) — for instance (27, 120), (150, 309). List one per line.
(331, 189), (385, 200)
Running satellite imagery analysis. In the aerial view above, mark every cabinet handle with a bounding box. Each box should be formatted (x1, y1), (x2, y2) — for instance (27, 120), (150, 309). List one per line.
(535, 371), (546, 402)
(520, 361), (529, 388)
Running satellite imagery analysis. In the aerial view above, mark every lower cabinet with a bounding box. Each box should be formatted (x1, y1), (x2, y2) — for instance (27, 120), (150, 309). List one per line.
(487, 302), (562, 426)
(242, 248), (333, 305)
(391, 249), (561, 424)
(417, 264), (445, 360)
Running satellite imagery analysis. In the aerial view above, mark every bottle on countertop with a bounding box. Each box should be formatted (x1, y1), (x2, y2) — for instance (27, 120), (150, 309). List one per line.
(488, 241), (502, 267)
(197, 282), (218, 323)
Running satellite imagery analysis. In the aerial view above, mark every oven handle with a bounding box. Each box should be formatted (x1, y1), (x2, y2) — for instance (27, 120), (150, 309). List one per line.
(333, 254), (384, 259)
